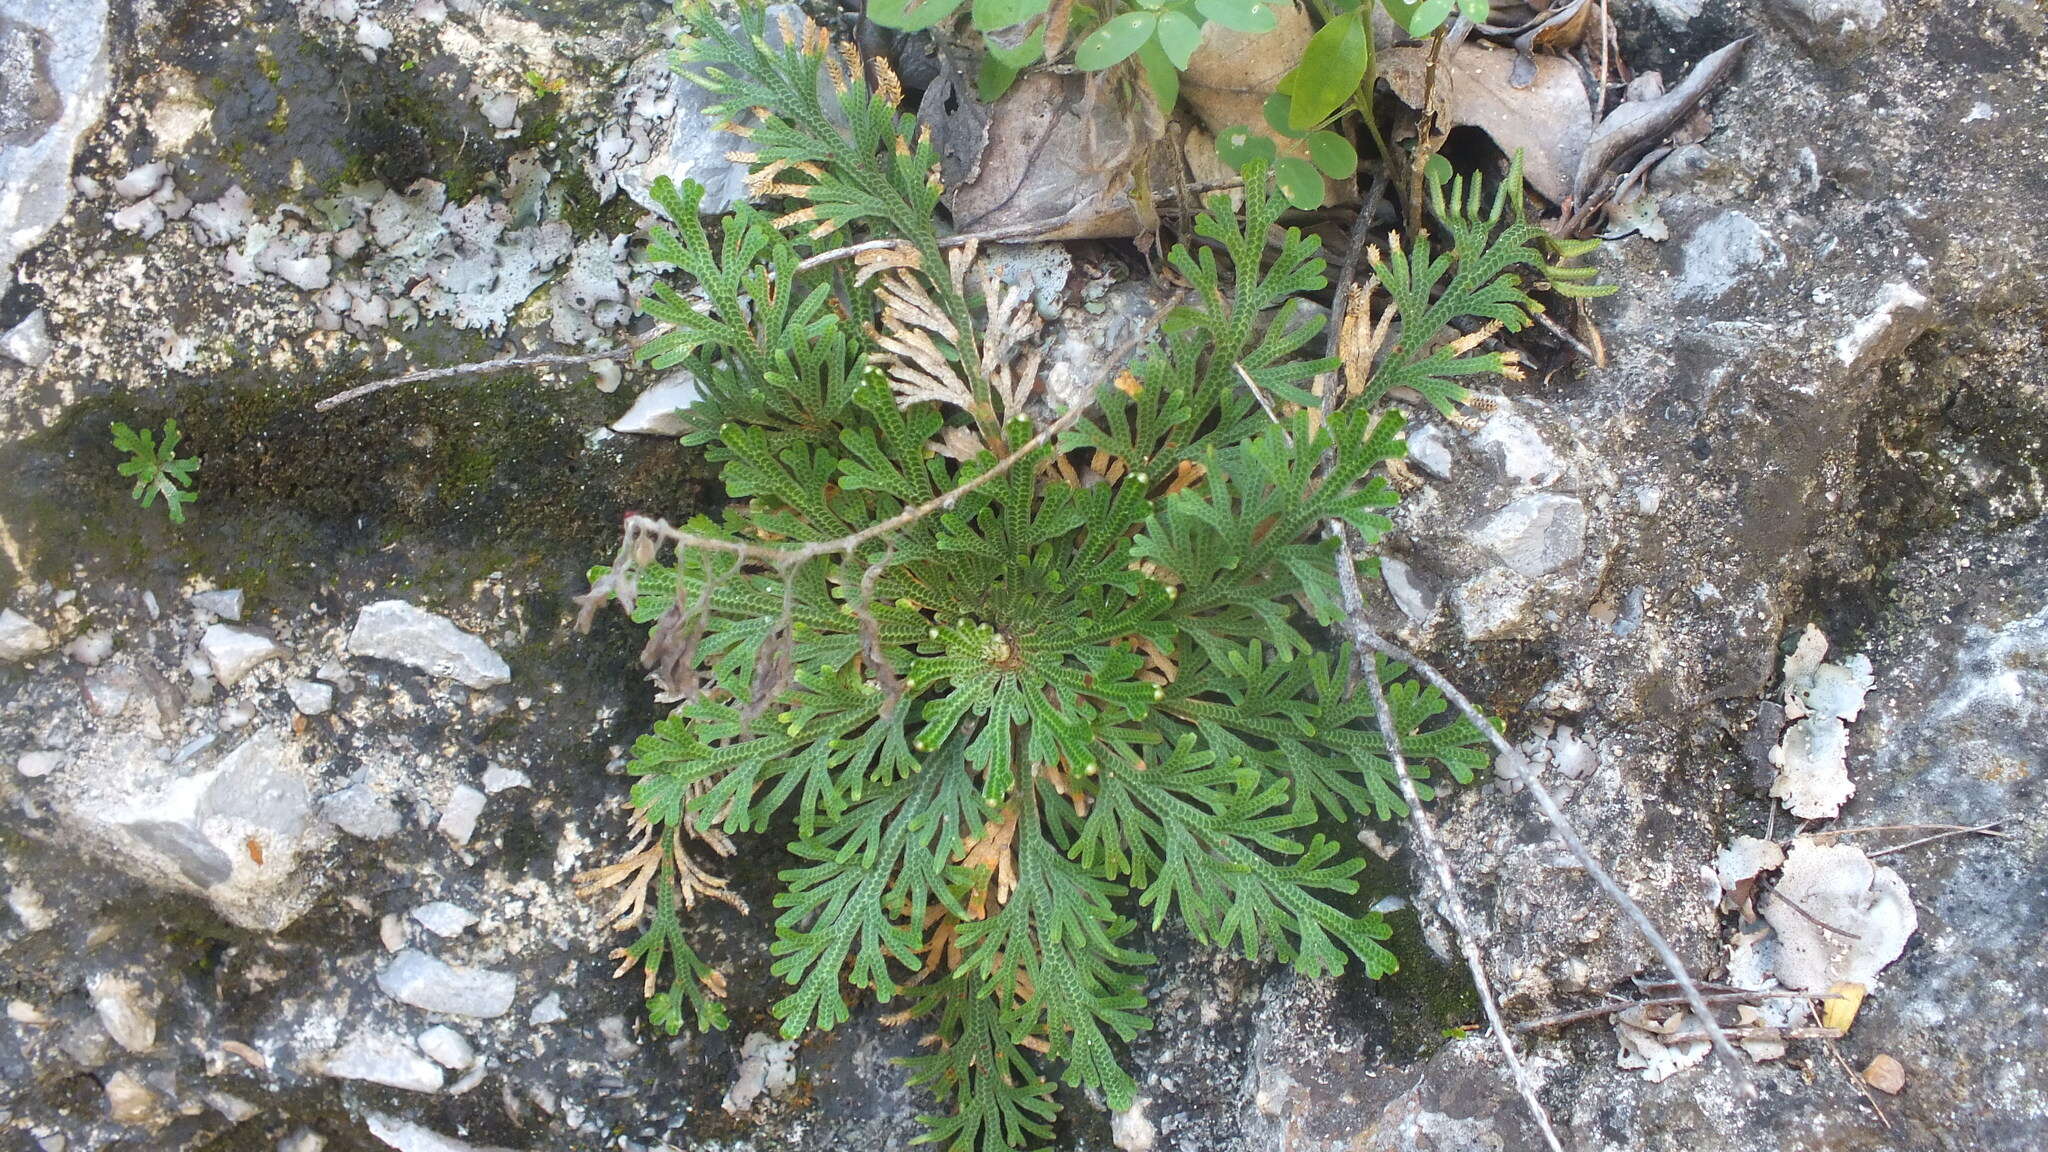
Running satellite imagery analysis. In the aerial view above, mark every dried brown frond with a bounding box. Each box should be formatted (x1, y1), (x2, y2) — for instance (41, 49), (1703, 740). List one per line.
(1040, 759), (1090, 818)
(1133, 635), (1179, 683)
(872, 56), (904, 116)
(974, 271), (1046, 422)
(1445, 319), (1505, 357)
(933, 424), (988, 461)
(852, 245), (923, 283)
(781, 8), (812, 54)
(773, 205), (822, 231)
(575, 812), (748, 935)
(960, 806), (1021, 921)
(1340, 286), (1397, 400)
(1161, 459), (1205, 495)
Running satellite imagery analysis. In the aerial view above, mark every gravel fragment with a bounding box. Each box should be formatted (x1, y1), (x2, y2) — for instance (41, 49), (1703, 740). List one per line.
(377, 949), (516, 1018)
(285, 678), (334, 715)
(411, 901), (479, 938)
(0, 609), (54, 662)
(346, 600), (510, 688)
(320, 1030), (444, 1093)
(437, 785), (486, 845)
(200, 624), (285, 686)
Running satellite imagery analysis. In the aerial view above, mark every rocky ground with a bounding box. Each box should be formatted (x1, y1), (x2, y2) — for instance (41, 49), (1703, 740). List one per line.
(0, 0), (2043, 1150)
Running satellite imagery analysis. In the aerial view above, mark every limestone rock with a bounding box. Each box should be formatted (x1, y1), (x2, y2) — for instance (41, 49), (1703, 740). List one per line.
(437, 784), (485, 845)
(63, 729), (328, 931)
(1767, 0), (1888, 62)
(417, 1024), (475, 1070)
(89, 974), (156, 1053)
(347, 601), (510, 689)
(319, 781), (402, 840)
(0, 608), (54, 661)
(376, 949), (516, 1018)
(190, 588), (244, 621)
(0, 0), (114, 288)
(319, 1030), (444, 1093)
(200, 624), (285, 686)
(411, 901), (478, 938)
(365, 1113), (516, 1152)
(285, 678), (334, 715)
(1473, 495), (1587, 578)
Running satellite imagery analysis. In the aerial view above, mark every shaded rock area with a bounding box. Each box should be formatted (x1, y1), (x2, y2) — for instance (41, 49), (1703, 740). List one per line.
(0, 1), (2042, 1152)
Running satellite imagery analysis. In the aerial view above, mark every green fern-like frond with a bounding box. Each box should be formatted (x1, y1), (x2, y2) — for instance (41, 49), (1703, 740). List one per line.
(1359, 154), (1612, 415)
(112, 419), (200, 523)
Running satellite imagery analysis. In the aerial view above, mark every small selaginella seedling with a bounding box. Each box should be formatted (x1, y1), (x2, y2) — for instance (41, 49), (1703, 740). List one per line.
(578, 5), (1608, 1147)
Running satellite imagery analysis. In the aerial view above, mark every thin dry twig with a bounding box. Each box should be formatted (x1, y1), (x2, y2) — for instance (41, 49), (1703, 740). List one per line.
(1594, 0), (1613, 121)
(1810, 821), (2009, 859)
(1532, 308), (1598, 365)
(1325, 174), (1390, 362)
(315, 341), (639, 411)
(1333, 613), (1759, 1097)
(1764, 890), (1863, 940)
(1301, 285), (1558, 1146)
(1517, 990), (1835, 1033)
(1332, 523), (1566, 1152)
(1811, 1001), (1893, 1129)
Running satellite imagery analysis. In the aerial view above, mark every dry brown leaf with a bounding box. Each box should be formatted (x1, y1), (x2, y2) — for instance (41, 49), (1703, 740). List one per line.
(929, 67), (1174, 240)
(1862, 1052), (1905, 1095)
(1380, 41), (1591, 204)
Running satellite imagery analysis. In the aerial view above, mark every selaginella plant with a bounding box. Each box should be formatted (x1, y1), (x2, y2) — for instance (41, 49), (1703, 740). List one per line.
(577, 5), (1600, 1147)
(112, 418), (200, 524)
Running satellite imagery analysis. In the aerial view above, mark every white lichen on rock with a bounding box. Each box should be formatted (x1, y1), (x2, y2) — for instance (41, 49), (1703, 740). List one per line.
(1767, 625), (1874, 818)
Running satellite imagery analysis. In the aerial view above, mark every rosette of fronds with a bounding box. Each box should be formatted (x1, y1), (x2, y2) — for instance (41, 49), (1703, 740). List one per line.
(577, 5), (1590, 1147)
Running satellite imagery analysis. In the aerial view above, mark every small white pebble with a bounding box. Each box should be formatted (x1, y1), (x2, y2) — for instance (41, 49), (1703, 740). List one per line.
(411, 902), (479, 938)
(418, 1024), (475, 1070)
(286, 678), (335, 716)
(438, 785), (486, 845)
(379, 913), (406, 953)
(529, 991), (567, 1026)
(480, 764), (530, 794)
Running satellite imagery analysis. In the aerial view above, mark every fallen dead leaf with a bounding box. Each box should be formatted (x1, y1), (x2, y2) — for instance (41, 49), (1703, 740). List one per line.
(1862, 1052), (1905, 1095)
(927, 64), (1229, 240)
(1820, 980), (1867, 1032)
(1379, 39), (1591, 204)
(1181, 6), (1343, 201)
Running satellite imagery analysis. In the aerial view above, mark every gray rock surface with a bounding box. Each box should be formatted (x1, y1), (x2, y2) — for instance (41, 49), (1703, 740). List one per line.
(411, 901), (478, 939)
(347, 601), (510, 689)
(1474, 493), (1588, 577)
(319, 781), (402, 840)
(1766, 0), (1890, 62)
(0, 0), (113, 288)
